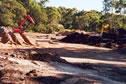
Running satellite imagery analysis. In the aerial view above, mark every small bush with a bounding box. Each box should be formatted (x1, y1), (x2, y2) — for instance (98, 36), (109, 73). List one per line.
(33, 24), (47, 33)
(24, 29), (34, 33)
(46, 24), (65, 33)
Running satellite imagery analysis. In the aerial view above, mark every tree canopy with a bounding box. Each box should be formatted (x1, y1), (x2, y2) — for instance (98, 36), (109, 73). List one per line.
(0, 0), (126, 33)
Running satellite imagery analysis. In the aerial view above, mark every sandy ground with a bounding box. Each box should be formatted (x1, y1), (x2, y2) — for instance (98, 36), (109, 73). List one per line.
(0, 32), (126, 84)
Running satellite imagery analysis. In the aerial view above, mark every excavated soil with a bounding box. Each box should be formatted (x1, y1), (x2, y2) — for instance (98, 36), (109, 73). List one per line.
(60, 31), (126, 49)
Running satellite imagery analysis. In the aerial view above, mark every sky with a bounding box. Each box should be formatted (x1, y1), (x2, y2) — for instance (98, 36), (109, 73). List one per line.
(37, 0), (103, 11)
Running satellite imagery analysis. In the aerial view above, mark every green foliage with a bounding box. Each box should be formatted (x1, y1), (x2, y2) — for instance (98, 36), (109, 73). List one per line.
(0, 0), (126, 33)
(33, 23), (47, 33)
(46, 6), (61, 24)
(24, 29), (34, 33)
(39, 0), (49, 6)
(45, 24), (64, 33)
(17, 0), (48, 32)
(45, 6), (65, 33)
(102, 0), (126, 30)
(103, 0), (112, 13)
(0, 0), (27, 27)
(59, 7), (77, 29)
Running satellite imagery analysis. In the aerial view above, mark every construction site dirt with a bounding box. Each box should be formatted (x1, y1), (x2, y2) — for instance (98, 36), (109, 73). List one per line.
(0, 29), (126, 84)
(60, 30), (126, 49)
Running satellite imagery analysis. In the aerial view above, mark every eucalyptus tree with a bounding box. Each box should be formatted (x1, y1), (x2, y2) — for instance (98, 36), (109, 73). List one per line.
(74, 10), (101, 31)
(115, 0), (125, 14)
(73, 10), (88, 30)
(46, 7), (63, 32)
(0, 0), (27, 27)
(58, 7), (77, 29)
(39, 0), (49, 6)
(103, 0), (112, 14)
(16, 0), (48, 32)
(46, 7), (61, 25)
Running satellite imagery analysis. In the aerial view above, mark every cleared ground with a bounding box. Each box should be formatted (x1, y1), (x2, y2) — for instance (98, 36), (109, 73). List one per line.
(0, 32), (126, 84)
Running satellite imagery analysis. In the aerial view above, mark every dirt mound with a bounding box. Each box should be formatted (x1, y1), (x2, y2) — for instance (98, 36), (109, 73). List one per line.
(60, 32), (101, 44)
(60, 32), (88, 43)
(60, 32), (126, 49)
(1, 32), (37, 45)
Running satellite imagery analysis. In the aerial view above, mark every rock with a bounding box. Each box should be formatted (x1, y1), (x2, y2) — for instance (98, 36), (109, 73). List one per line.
(4, 52), (9, 55)
(0, 64), (4, 67)
(26, 69), (38, 77)
(10, 54), (16, 57)
(51, 37), (56, 40)
(48, 40), (54, 44)
(30, 51), (38, 55)
(29, 52), (67, 63)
